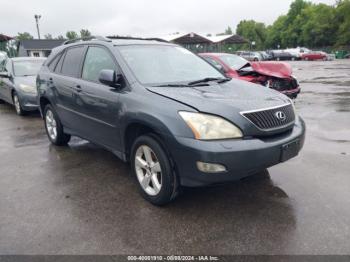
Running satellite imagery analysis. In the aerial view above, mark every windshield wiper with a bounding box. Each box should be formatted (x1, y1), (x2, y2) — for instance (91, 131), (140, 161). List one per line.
(153, 84), (191, 87)
(188, 77), (231, 86)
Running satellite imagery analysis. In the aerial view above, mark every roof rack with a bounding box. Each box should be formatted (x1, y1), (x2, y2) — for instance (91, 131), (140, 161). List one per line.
(106, 36), (169, 43)
(63, 36), (112, 45)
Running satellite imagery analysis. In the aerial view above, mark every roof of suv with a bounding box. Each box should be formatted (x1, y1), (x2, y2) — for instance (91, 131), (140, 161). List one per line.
(61, 36), (171, 47)
(111, 39), (172, 46)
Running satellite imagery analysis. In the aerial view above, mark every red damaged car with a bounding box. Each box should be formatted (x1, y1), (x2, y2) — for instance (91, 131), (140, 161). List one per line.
(199, 53), (300, 98)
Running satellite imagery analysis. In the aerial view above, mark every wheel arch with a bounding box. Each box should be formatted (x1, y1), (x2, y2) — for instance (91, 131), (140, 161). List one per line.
(123, 119), (181, 195)
(123, 120), (172, 162)
(39, 96), (52, 117)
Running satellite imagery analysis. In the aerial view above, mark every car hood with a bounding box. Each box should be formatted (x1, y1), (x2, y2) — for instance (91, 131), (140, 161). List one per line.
(147, 79), (291, 136)
(249, 61), (293, 78)
(14, 75), (36, 87)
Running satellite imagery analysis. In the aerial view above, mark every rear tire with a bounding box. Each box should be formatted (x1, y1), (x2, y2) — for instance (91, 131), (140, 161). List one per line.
(131, 135), (179, 206)
(13, 92), (25, 116)
(44, 104), (71, 146)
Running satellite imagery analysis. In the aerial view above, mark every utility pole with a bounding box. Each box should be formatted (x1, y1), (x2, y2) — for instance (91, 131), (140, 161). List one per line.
(34, 15), (41, 39)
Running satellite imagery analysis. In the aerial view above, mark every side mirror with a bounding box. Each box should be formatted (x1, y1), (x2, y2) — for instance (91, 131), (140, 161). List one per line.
(0, 71), (10, 78)
(98, 69), (122, 88)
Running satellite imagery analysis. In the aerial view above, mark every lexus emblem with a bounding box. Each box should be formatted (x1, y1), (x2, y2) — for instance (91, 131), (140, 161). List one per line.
(275, 111), (286, 121)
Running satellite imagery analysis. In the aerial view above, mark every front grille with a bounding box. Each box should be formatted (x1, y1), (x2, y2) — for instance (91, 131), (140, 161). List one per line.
(242, 103), (295, 131)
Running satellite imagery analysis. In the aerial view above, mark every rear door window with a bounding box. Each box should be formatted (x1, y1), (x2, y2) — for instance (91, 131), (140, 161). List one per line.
(61, 46), (85, 78)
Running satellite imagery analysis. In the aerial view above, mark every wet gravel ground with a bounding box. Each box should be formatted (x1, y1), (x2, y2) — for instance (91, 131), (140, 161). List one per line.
(0, 60), (349, 255)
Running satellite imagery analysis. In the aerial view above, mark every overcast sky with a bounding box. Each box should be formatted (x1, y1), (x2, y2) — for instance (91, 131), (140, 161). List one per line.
(1, 0), (336, 38)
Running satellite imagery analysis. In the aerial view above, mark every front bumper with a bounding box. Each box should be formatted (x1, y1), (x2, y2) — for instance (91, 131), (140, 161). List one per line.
(169, 116), (306, 187)
(281, 87), (301, 98)
(18, 92), (38, 111)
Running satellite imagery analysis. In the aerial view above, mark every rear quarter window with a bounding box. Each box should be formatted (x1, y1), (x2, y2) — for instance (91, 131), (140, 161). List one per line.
(48, 53), (63, 72)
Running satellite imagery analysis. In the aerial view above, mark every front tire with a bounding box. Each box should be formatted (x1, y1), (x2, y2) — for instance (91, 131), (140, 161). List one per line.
(131, 135), (179, 205)
(44, 104), (71, 146)
(13, 92), (25, 116)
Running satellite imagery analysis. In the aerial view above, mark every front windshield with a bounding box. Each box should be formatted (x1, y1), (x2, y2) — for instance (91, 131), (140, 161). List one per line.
(219, 54), (249, 70)
(117, 45), (223, 85)
(13, 60), (44, 77)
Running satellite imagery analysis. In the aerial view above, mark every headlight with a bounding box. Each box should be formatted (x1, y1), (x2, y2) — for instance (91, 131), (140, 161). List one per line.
(19, 84), (37, 94)
(289, 99), (297, 115)
(179, 111), (243, 140)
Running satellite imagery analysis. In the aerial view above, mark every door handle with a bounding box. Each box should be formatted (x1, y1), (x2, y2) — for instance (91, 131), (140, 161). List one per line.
(75, 85), (82, 92)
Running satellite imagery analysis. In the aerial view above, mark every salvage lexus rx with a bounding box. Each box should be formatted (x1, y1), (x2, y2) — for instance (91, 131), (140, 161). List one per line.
(37, 36), (305, 205)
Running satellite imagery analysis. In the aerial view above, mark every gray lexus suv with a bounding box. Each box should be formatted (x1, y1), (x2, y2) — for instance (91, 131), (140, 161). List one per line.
(37, 36), (305, 205)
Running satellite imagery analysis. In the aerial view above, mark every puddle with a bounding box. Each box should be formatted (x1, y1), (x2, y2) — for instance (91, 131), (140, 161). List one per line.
(317, 137), (350, 144)
(301, 80), (350, 86)
(312, 76), (347, 80)
(324, 67), (350, 70)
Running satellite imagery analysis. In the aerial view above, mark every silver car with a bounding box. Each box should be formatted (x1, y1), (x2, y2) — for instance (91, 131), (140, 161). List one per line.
(0, 57), (45, 115)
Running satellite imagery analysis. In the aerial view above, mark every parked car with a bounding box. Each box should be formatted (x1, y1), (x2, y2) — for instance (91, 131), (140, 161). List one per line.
(0, 57), (46, 115)
(37, 37), (305, 205)
(325, 53), (336, 61)
(269, 51), (296, 61)
(237, 51), (263, 61)
(199, 53), (300, 98)
(301, 51), (327, 61)
(258, 51), (273, 61)
(284, 47), (310, 60)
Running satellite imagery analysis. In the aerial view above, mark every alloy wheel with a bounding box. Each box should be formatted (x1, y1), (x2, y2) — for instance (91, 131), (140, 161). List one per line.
(135, 145), (162, 196)
(13, 95), (21, 114)
(45, 110), (57, 141)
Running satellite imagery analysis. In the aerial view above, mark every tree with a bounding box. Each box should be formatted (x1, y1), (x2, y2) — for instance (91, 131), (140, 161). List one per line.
(236, 20), (267, 49)
(299, 4), (337, 48)
(335, 0), (350, 46)
(216, 26), (233, 36)
(80, 29), (91, 38)
(56, 35), (65, 40)
(225, 26), (233, 35)
(16, 32), (33, 41)
(234, 0), (349, 49)
(44, 34), (53, 39)
(265, 15), (288, 48)
(65, 31), (78, 40)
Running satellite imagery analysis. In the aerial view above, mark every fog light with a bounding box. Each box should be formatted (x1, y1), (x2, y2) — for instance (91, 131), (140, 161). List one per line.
(196, 161), (227, 173)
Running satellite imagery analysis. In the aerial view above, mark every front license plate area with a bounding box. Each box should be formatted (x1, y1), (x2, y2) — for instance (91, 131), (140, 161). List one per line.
(281, 139), (300, 162)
